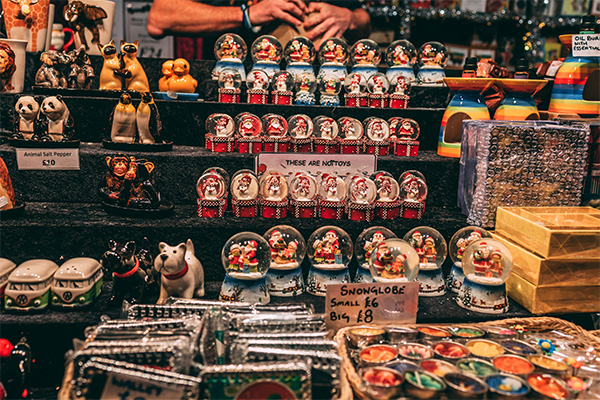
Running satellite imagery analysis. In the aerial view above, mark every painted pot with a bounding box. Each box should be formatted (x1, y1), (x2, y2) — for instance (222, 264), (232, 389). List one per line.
(494, 79), (546, 121)
(1, 0), (50, 51)
(0, 39), (27, 93)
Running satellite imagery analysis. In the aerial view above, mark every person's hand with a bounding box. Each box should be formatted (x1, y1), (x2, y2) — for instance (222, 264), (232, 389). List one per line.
(303, 2), (353, 46)
(249, 0), (308, 27)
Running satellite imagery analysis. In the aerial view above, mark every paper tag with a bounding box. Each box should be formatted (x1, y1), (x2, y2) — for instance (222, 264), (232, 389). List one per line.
(0, 196), (8, 208)
(572, 34), (600, 57)
(101, 372), (184, 400)
(325, 282), (419, 331)
(16, 149), (80, 170)
(256, 154), (376, 178)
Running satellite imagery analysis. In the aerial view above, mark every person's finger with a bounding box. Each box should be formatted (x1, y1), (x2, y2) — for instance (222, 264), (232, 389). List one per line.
(274, 8), (303, 26)
(289, 0), (308, 13)
(307, 2), (322, 12)
(319, 26), (339, 44)
(305, 18), (333, 40)
(284, 1), (305, 19)
(303, 10), (327, 29)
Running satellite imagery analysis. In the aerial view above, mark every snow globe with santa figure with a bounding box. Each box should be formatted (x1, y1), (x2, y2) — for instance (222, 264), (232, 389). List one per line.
(259, 170), (288, 219)
(317, 37), (349, 83)
(416, 41), (448, 86)
(390, 118), (420, 157)
(399, 171), (427, 219)
(344, 72), (368, 107)
(318, 173), (346, 219)
(294, 72), (317, 105)
(284, 36), (316, 80)
(289, 172), (318, 218)
(369, 238), (420, 282)
(271, 71), (295, 105)
(367, 73), (390, 108)
(338, 116), (363, 154)
(263, 225), (307, 297)
(217, 68), (242, 103)
(350, 39), (381, 80)
(220, 232), (271, 304)
(212, 33), (247, 81)
(250, 35), (282, 81)
(448, 227), (492, 293)
(230, 169), (260, 218)
(246, 69), (270, 104)
(288, 114), (314, 153)
(403, 226), (447, 297)
(386, 39), (417, 86)
(354, 226), (397, 283)
(389, 75), (410, 109)
(347, 175), (377, 221)
(205, 113), (235, 152)
(306, 226), (353, 297)
(318, 74), (342, 106)
(457, 239), (512, 314)
(236, 112), (263, 153)
(197, 167), (229, 218)
(364, 117), (390, 156)
(261, 114), (289, 152)
(372, 171), (401, 219)
(313, 116), (339, 153)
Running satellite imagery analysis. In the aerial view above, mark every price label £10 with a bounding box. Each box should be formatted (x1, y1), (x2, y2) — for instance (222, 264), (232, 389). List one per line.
(16, 149), (80, 170)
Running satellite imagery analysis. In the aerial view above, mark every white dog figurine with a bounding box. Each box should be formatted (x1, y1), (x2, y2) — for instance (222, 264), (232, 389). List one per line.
(154, 239), (205, 305)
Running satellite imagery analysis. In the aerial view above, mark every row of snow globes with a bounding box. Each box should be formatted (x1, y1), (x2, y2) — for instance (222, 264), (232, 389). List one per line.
(219, 224), (513, 313)
(206, 112), (420, 156)
(197, 169), (427, 221)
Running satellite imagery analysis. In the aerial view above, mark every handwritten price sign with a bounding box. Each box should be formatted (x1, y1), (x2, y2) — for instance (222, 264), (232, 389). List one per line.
(325, 282), (419, 331)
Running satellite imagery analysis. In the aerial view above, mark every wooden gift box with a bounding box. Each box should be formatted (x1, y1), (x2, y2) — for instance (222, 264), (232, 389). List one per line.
(495, 207), (600, 259)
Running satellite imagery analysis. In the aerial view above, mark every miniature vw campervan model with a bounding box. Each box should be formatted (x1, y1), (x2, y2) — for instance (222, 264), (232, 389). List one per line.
(52, 257), (103, 308)
(4, 259), (59, 312)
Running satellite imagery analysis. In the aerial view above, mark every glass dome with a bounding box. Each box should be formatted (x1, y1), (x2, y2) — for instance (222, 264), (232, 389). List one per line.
(206, 113), (234, 137)
(418, 41), (448, 68)
(365, 117), (390, 141)
(390, 118), (420, 141)
(319, 174), (347, 202)
(313, 116), (339, 140)
(287, 114), (314, 139)
(272, 71), (294, 92)
(284, 36), (315, 64)
(344, 72), (367, 94)
(264, 225), (307, 269)
(295, 73), (317, 93)
(236, 113), (262, 137)
(403, 226), (447, 270)
(367, 73), (390, 94)
(355, 226), (397, 268)
(260, 171), (288, 201)
(462, 239), (513, 286)
(251, 35), (282, 63)
(373, 172), (400, 202)
(449, 227), (492, 265)
(369, 239), (419, 282)
(348, 176), (377, 204)
(230, 169), (259, 201)
(221, 232), (270, 280)
(217, 68), (242, 90)
(399, 173), (427, 203)
(350, 39), (382, 66)
(214, 33), (247, 61)
(338, 117), (363, 140)
(318, 37), (349, 65)
(262, 114), (288, 137)
(246, 69), (270, 90)
(289, 172), (318, 201)
(319, 74), (342, 95)
(197, 170), (227, 200)
(307, 226), (353, 269)
(386, 39), (417, 67)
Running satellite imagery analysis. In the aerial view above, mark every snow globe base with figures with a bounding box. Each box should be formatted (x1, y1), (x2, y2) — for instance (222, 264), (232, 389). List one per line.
(369, 238), (419, 283)
(306, 226), (353, 297)
(212, 33), (247, 82)
(447, 227), (491, 293)
(353, 226), (397, 283)
(457, 238), (512, 314)
(404, 226), (447, 297)
(263, 225), (306, 297)
(220, 232), (271, 304)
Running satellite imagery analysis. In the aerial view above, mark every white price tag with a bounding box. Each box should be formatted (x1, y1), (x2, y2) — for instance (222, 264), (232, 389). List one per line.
(256, 153), (376, 178)
(101, 372), (184, 400)
(16, 149), (80, 170)
(572, 34), (600, 57)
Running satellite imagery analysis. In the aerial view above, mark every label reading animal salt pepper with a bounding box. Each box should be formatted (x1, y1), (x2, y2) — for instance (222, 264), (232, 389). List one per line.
(16, 148), (80, 170)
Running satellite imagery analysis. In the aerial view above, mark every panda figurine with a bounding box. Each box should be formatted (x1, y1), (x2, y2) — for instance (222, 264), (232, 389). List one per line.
(12, 96), (40, 140)
(37, 95), (75, 142)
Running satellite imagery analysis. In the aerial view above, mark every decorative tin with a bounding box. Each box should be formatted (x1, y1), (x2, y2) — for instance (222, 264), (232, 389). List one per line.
(526, 373), (571, 400)
(403, 370), (447, 398)
(444, 373), (488, 398)
(456, 358), (498, 378)
(347, 326), (386, 348)
(432, 341), (470, 361)
(420, 359), (460, 377)
(466, 339), (505, 359)
(359, 344), (398, 367)
(486, 373), (530, 398)
(361, 367), (404, 400)
(493, 355), (535, 376)
(396, 343), (434, 361)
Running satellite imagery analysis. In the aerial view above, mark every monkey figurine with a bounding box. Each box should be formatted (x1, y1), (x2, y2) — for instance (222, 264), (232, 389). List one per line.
(136, 92), (162, 144)
(100, 155), (133, 202)
(120, 40), (149, 92)
(110, 92), (137, 143)
(117, 158), (159, 209)
(98, 41), (122, 90)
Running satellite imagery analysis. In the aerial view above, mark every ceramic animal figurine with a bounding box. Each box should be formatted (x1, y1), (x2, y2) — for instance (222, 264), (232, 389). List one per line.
(0, 42), (17, 92)
(154, 239), (205, 305)
(98, 40), (122, 90)
(67, 45), (94, 89)
(63, 0), (108, 50)
(37, 95), (74, 141)
(0, 157), (16, 211)
(120, 40), (149, 92)
(34, 50), (70, 87)
(99, 154), (133, 201)
(1, 0), (50, 52)
(117, 158), (159, 209)
(158, 60), (173, 92)
(110, 92), (136, 143)
(166, 58), (197, 93)
(12, 95), (40, 140)
(136, 92), (162, 144)
(100, 240), (151, 306)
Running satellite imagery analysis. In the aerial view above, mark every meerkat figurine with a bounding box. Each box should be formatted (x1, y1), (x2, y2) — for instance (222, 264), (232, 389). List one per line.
(110, 92), (137, 143)
(136, 92), (162, 144)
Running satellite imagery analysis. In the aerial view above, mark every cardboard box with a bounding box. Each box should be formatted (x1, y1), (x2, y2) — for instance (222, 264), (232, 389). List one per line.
(495, 207), (600, 259)
(507, 273), (600, 314)
(491, 233), (600, 287)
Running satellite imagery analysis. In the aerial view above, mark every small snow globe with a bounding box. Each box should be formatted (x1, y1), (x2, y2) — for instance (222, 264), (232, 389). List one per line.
(236, 113), (262, 137)
(447, 227), (492, 293)
(250, 35), (282, 79)
(365, 117), (390, 141)
(344, 72), (367, 95)
(264, 225), (307, 297)
(284, 36), (316, 79)
(289, 172), (318, 201)
(262, 114), (288, 137)
(314, 116), (339, 140)
(354, 226), (397, 283)
(197, 170), (227, 201)
(369, 239), (419, 282)
(230, 169), (259, 201)
(206, 113), (234, 137)
(386, 39), (417, 85)
(350, 39), (381, 80)
(367, 73), (390, 95)
(391, 118), (420, 140)
(295, 73), (317, 105)
(247, 69), (269, 90)
(373, 172), (400, 203)
(306, 226), (353, 296)
(348, 176), (377, 204)
(400, 173), (427, 203)
(213, 33), (247, 81)
(317, 37), (349, 82)
(338, 117), (363, 140)
(404, 226), (447, 297)
(288, 114), (314, 139)
(417, 41), (448, 86)
(319, 174), (347, 202)
(319, 74), (342, 106)
(272, 71), (294, 93)
(260, 171), (288, 201)
(458, 239), (513, 314)
(218, 69), (242, 90)
(220, 232), (271, 304)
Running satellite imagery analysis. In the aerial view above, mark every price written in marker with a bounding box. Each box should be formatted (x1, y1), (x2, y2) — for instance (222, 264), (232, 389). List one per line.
(16, 149), (80, 170)
(325, 282), (419, 330)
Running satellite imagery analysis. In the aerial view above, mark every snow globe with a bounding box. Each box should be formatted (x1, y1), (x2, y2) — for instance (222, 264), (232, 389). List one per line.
(217, 68), (242, 103)
(259, 170), (288, 219)
(196, 168), (228, 218)
(338, 116), (363, 154)
(403, 226), (447, 297)
(205, 113), (235, 152)
(262, 113), (289, 152)
(271, 71), (295, 105)
(372, 171), (401, 219)
(386, 39), (417, 85)
(288, 114), (314, 152)
(354, 226), (397, 283)
(367, 73), (390, 108)
(344, 72), (367, 107)
(289, 172), (318, 218)
(236, 112), (262, 153)
(220, 232), (271, 304)
(350, 39), (381, 80)
(317, 37), (349, 82)
(319, 74), (342, 106)
(318, 173), (346, 219)
(313, 116), (339, 153)
(294, 72), (317, 105)
(448, 227), (491, 293)
(230, 169), (260, 218)
(390, 75), (410, 109)
(399, 171), (427, 219)
(250, 35), (282, 80)
(264, 225), (307, 297)
(390, 118), (420, 157)
(364, 117), (390, 156)
(347, 176), (377, 221)
(212, 33), (247, 81)
(306, 226), (353, 296)
(369, 239), (419, 282)
(457, 239), (512, 314)
(284, 36), (316, 79)
(246, 69), (269, 104)
(416, 41), (448, 86)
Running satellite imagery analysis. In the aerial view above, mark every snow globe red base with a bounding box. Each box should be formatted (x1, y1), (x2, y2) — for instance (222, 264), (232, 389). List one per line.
(373, 172), (401, 220)
(230, 170), (259, 218)
(318, 174), (347, 220)
(259, 171), (288, 219)
(196, 168), (228, 218)
(289, 172), (318, 218)
(206, 113), (236, 153)
(346, 176), (377, 221)
(338, 117), (363, 154)
(363, 117), (390, 156)
(236, 113), (263, 154)
(262, 114), (289, 153)
(288, 114), (313, 153)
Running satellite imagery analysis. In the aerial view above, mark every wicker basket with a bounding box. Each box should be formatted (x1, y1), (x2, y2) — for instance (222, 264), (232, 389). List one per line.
(335, 317), (600, 400)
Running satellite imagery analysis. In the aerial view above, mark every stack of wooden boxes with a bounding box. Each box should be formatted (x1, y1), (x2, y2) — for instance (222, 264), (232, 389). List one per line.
(491, 207), (600, 314)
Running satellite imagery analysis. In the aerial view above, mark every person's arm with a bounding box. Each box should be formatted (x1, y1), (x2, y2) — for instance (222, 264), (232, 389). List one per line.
(147, 0), (308, 39)
(303, 2), (371, 47)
